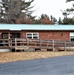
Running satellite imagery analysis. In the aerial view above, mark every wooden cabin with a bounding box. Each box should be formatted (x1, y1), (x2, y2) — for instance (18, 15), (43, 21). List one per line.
(0, 24), (74, 52)
(0, 24), (74, 41)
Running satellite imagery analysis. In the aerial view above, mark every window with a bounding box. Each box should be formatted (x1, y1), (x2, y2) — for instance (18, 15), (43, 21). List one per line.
(10, 33), (20, 39)
(27, 34), (32, 39)
(2, 33), (8, 39)
(70, 36), (74, 42)
(70, 33), (74, 42)
(26, 33), (39, 39)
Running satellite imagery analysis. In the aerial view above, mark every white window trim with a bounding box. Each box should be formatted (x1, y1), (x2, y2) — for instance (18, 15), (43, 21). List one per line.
(26, 32), (39, 39)
(70, 33), (74, 42)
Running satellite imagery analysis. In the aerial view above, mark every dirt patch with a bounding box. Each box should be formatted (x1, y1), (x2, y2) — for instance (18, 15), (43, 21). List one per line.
(0, 51), (74, 63)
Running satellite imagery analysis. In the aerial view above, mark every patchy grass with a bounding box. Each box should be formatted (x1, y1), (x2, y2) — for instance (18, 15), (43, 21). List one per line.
(0, 51), (74, 63)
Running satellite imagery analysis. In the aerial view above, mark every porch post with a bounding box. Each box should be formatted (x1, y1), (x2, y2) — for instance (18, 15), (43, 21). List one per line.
(8, 32), (10, 39)
(8, 32), (11, 48)
(52, 40), (55, 51)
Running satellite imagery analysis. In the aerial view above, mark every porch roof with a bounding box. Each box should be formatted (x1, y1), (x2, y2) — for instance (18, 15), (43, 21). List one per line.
(0, 24), (74, 31)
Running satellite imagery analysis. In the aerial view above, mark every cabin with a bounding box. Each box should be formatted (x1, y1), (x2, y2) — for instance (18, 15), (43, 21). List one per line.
(0, 24), (74, 52)
(0, 24), (74, 41)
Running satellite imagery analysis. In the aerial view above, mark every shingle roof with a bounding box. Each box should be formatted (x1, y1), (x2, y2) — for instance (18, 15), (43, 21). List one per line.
(0, 24), (74, 31)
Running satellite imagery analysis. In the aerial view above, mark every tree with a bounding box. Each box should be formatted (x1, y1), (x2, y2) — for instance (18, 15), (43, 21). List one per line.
(50, 15), (57, 23)
(66, 0), (74, 2)
(61, 0), (74, 18)
(60, 0), (74, 24)
(64, 0), (74, 17)
(39, 14), (53, 24)
(0, 0), (34, 23)
(58, 17), (62, 24)
(15, 15), (35, 24)
(62, 17), (74, 24)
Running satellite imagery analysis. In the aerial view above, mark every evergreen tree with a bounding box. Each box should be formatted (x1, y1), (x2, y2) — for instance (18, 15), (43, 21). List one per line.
(58, 17), (62, 24)
(0, 0), (34, 23)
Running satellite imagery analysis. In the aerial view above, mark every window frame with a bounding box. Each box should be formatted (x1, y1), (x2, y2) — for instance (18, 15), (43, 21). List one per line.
(70, 33), (74, 42)
(26, 32), (39, 39)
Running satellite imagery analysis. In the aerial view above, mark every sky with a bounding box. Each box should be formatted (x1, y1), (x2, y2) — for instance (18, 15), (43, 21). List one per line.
(31, 0), (74, 20)
(0, 0), (73, 20)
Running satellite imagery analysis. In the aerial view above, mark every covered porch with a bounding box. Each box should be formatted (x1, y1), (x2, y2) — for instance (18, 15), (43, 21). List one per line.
(0, 31), (20, 52)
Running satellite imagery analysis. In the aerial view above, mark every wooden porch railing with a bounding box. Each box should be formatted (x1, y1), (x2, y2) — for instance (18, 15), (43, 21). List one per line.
(0, 38), (74, 52)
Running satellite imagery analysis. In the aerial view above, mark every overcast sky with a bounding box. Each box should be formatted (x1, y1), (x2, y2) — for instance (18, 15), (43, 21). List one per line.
(0, 0), (73, 20)
(31, 0), (74, 20)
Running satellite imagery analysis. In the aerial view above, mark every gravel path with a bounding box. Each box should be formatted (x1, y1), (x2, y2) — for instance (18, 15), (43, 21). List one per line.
(0, 55), (74, 75)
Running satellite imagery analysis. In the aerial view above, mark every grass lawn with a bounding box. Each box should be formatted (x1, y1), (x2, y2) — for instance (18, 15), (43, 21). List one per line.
(0, 51), (74, 63)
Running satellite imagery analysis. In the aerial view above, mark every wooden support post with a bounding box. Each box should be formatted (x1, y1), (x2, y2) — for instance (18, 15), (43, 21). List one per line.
(26, 38), (29, 46)
(8, 32), (10, 39)
(47, 42), (49, 48)
(35, 43), (36, 47)
(8, 33), (13, 51)
(52, 40), (55, 51)
(64, 41), (66, 51)
(69, 42), (71, 49)
(15, 38), (17, 52)
(40, 39), (41, 50)
(10, 39), (12, 50)
(8, 39), (10, 47)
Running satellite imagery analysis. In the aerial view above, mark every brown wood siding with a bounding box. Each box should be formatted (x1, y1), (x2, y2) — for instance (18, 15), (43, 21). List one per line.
(48, 31), (69, 41)
(0, 30), (72, 41)
(39, 31), (69, 41)
(21, 30), (70, 41)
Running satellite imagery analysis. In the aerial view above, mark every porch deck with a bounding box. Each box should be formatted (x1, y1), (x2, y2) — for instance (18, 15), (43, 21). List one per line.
(0, 38), (74, 52)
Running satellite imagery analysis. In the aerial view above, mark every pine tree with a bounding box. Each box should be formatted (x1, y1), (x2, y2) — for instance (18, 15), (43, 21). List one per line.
(0, 0), (34, 23)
